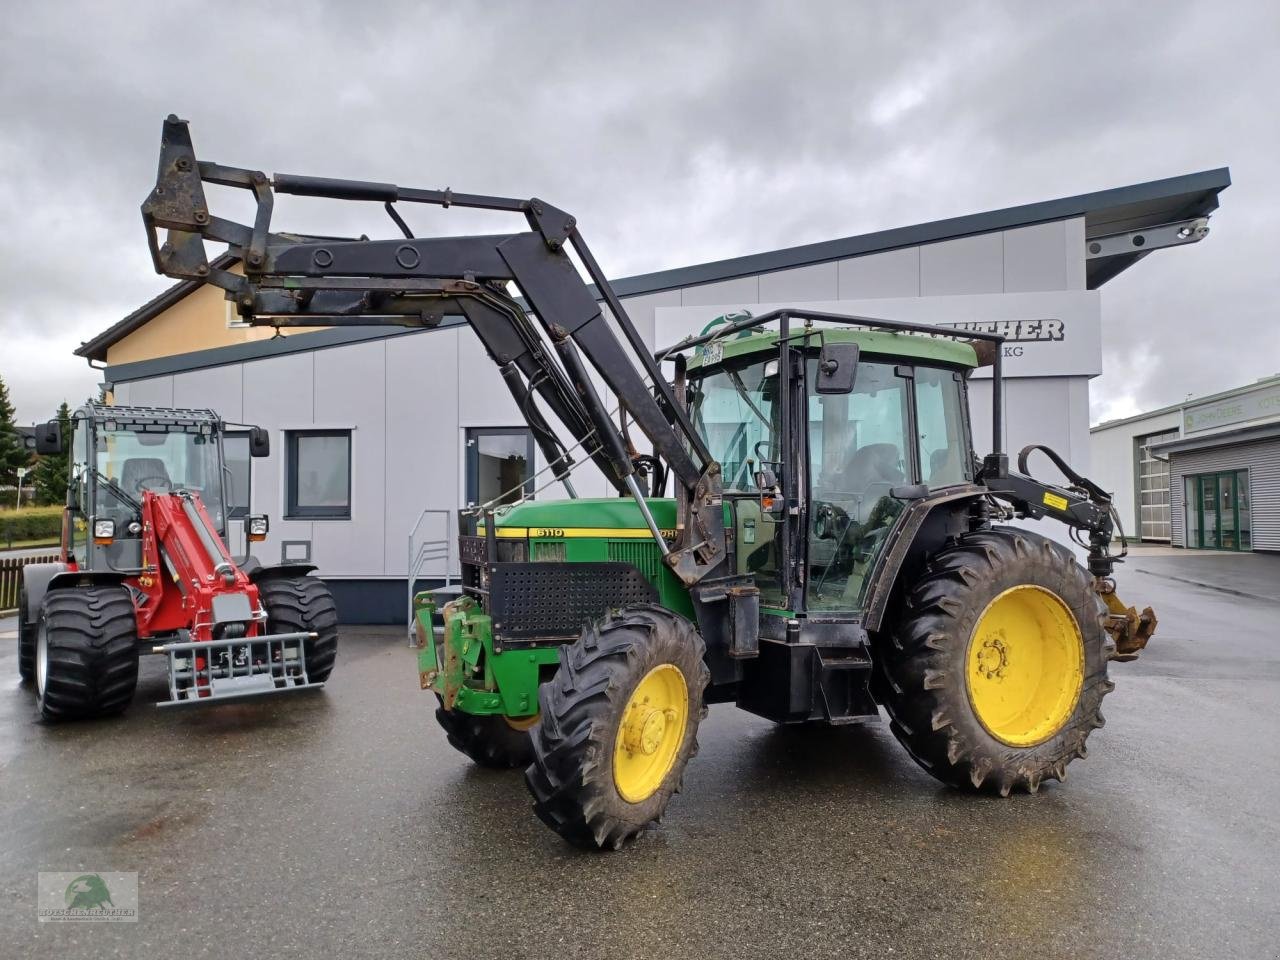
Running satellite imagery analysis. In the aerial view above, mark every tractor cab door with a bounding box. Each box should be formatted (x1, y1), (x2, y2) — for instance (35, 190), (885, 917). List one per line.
(687, 349), (791, 608)
(804, 359), (975, 612)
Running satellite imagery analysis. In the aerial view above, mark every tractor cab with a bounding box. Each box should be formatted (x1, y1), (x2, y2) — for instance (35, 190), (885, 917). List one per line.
(685, 324), (979, 616)
(46, 405), (262, 571)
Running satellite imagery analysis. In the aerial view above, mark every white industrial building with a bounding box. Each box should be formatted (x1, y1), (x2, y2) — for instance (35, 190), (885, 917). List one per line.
(1091, 373), (1280, 552)
(78, 169), (1231, 620)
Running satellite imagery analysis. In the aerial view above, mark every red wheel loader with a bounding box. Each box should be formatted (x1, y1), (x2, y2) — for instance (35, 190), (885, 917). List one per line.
(16, 403), (339, 720)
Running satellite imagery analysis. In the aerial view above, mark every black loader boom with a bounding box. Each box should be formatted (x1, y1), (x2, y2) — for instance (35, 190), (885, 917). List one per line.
(140, 115), (1153, 657)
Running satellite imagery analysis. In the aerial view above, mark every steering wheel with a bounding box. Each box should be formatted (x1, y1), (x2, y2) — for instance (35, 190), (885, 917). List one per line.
(133, 476), (173, 496)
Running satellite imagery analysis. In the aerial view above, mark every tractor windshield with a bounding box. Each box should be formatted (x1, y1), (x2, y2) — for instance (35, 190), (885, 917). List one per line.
(93, 425), (227, 529)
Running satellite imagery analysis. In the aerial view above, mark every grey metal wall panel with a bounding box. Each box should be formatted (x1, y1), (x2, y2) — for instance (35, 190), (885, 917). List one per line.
(383, 328), (461, 574)
(243, 352), (313, 424)
(311, 339), (386, 577)
(837, 247), (920, 299)
(241, 351), (315, 568)
(679, 276), (760, 307)
(920, 234), (1004, 295)
(1002, 222), (1068, 293)
(125, 375), (175, 407)
(1064, 217), (1087, 289)
(618, 289), (680, 348)
(1169, 439), (1280, 550)
(171, 365), (244, 423)
(758, 263), (838, 302)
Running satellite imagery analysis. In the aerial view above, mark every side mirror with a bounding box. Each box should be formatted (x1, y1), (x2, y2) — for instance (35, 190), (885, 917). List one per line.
(815, 342), (859, 395)
(35, 419), (64, 455)
(249, 426), (270, 458)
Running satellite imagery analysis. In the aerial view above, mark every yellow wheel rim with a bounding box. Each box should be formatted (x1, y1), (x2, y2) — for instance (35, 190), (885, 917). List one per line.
(613, 664), (689, 803)
(965, 585), (1084, 747)
(504, 713), (540, 732)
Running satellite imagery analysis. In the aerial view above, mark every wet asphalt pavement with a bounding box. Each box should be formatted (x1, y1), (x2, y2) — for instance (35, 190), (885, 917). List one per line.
(1, 554), (1278, 960)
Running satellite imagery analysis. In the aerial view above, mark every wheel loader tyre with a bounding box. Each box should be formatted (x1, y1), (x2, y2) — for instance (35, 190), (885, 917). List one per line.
(17, 583), (36, 684)
(35, 585), (139, 722)
(879, 527), (1114, 796)
(525, 604), (709, 850)
(258, 575), (340, 683)
(434, 697), (535, 769)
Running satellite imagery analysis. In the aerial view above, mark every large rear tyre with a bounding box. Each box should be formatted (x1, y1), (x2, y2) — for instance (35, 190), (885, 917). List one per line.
(434, 698), (536, 769)
(878, 528), (1113, 795)
(17, 583), (36, 684)
(35, 586), (139, 721)
(525, 604), (708, 850)
(258, 575), (339, 683)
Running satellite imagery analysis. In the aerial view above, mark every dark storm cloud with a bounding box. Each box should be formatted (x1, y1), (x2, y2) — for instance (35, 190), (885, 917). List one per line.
(1, 0), (1276, 423)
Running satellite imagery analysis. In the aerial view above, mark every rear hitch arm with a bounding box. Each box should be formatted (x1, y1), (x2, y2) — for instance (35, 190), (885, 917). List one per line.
(980, 444), (1156, 660)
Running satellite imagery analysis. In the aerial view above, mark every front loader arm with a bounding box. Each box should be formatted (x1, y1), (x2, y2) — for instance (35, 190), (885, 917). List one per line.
(981, 444), (1156, 660)
(141, 116), (728, 586)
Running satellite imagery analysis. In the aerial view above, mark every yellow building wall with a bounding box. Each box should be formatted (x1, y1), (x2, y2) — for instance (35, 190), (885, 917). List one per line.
(106, 266), (309, 365)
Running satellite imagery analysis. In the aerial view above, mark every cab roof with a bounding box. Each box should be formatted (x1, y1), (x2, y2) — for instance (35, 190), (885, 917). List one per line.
(686, 327), (979, 371)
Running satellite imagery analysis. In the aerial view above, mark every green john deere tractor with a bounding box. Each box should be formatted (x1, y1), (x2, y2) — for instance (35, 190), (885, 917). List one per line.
(142, 116), (1157, 850)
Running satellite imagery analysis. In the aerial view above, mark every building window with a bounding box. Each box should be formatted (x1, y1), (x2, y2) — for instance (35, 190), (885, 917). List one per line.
(1183, 470), (1250, 551)
(1133, 429), (1178, 541)
(465, 428), (533, 508)
(287, 430), (351, 519)
(223, 432), (251, 519)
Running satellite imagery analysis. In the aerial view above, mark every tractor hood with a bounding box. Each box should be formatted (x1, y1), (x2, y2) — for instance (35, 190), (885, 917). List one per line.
(486, 498), (679, 538)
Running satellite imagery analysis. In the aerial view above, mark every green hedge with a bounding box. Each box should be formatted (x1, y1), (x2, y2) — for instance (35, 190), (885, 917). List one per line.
(0, 506), (63, 542)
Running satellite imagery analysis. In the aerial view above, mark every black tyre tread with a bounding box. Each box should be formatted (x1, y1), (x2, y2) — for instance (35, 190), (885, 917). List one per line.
(525, 604), (709, 850)
(259, 575), (339, 682)
(17, 584), (36, 684)
(37, 586), (139, 721)
(434, 700), (534, 769)
(878, 527), (1114, 796)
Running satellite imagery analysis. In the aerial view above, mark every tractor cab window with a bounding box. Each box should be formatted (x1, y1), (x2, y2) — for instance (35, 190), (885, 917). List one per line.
(915, 367), (970, 488)
(94, 426), (228, 532)
(688, 354), (785, 605)
(688, 356), (780, 492)
(807, 359), (910, 611)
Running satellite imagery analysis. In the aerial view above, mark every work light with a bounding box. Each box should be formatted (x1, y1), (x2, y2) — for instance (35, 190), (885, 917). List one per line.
(246, 515), (269, 542)
(92, 518), (115, 544)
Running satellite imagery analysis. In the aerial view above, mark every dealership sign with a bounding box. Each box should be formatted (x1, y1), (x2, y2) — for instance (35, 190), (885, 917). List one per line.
(653, 291), (1102, 379)
(1184, 380), (1280, 434)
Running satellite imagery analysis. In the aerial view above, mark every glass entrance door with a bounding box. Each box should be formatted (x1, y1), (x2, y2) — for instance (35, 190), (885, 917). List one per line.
(1185, 471), (1250, 551)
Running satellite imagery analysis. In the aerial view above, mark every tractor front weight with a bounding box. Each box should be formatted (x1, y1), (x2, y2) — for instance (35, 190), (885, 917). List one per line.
(415, 593), (555, 720)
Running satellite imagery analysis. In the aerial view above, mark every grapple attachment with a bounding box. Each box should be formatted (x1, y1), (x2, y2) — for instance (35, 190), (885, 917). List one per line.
(1096, 580), (1158, 662)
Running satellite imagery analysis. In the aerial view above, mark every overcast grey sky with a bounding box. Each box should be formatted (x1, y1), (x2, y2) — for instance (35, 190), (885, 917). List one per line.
(1, 0), (1276, 424)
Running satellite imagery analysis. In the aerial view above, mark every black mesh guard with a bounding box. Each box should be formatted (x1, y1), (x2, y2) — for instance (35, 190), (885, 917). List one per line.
(488, 562), (659, 643)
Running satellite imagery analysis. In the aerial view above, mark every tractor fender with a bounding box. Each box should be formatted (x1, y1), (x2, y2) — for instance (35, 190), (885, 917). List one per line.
(44, 569), (132, 595)
(248, 561), (319, 583)
(20, 561), (71, 614)
(861, 488), (987, 634)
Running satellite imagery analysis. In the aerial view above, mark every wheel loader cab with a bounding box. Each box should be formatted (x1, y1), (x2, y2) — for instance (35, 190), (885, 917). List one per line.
(65, 407), (231, 571)
(685, 329), (977, 618)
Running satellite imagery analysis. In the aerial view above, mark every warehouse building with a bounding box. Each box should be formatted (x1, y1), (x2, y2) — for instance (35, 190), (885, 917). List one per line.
(1091, 373), (1280, 552)
(76, 168), (1230, 620)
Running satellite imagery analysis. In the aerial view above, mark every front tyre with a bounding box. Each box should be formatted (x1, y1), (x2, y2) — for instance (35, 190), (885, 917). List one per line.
(17, 583), (36, 684)
(525, 605), (708, 850)
(36, 586), (139, 721)
(258, 575), (339, 683)
(878, 528), (1114, 795)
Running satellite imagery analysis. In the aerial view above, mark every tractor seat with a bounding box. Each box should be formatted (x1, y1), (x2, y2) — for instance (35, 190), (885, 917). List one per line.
(120, 457), (173, 495)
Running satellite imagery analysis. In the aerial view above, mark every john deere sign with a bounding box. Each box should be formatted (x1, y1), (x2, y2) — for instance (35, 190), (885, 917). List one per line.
(1184, 381), (1280, 434)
